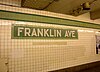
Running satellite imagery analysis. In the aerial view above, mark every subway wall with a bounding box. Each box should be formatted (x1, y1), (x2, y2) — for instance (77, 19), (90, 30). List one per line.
(0, 5), (100, 72)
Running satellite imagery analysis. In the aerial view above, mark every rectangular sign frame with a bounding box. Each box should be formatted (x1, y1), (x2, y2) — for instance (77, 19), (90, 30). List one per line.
(11, 24), (78, 39)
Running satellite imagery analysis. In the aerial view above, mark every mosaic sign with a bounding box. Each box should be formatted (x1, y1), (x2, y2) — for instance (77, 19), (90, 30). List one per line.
(12, 24), (78, 39)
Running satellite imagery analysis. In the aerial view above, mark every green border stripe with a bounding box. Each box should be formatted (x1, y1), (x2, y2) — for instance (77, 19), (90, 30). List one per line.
(0, 10), (100, 29)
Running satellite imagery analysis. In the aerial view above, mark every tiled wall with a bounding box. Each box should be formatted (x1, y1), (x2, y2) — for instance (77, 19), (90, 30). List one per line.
(0, 20), (100, 72)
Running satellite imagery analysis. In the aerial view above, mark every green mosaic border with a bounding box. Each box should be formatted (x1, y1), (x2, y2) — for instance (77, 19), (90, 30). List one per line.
(0, 10), (100, 29)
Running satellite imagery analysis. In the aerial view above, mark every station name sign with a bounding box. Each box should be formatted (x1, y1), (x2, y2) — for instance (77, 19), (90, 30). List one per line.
(11, 24), (78, 39)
